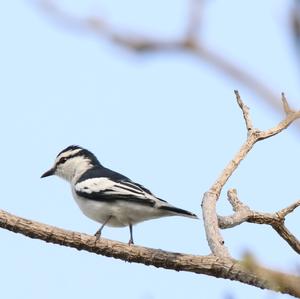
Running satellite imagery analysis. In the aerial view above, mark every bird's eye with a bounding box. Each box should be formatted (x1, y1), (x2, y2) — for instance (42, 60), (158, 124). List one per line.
(59, 157), (68, 164)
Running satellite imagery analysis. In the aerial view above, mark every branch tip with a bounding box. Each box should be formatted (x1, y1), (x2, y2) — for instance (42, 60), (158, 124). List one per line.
(281, 92), (294, 115)
(234, 90), (242, 107)
(219, 195), (300, 254)
(278, 200), (300, 218)
(234, 90), (254, 133)
(226, 188), (248, 212)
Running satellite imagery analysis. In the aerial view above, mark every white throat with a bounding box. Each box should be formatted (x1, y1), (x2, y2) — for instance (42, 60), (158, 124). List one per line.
(57, 157), (93, 183)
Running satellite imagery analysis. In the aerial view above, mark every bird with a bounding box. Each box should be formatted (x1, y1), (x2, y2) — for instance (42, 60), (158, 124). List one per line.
(41, 145), (198, 244)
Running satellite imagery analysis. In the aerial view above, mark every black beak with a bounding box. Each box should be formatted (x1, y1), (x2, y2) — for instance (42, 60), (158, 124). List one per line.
(41, 168), (55, 178)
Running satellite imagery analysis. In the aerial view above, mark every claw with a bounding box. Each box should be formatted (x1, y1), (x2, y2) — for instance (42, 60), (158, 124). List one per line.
(128, 238), (134, 245)
(94, 232), (101, 241)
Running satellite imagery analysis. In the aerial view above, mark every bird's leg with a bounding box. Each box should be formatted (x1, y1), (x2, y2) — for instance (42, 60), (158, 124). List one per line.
(128, 224), (134, 245)
(94, 216), (112, 240)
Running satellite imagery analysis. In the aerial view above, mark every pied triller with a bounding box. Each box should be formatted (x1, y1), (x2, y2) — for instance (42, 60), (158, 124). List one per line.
(41, 145), (197, 244)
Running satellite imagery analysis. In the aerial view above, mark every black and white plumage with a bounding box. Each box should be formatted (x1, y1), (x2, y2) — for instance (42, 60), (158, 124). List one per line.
(41, 145), (197, 244)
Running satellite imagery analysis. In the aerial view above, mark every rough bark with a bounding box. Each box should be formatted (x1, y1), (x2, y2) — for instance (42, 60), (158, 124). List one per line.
(0, 209), (299, 297)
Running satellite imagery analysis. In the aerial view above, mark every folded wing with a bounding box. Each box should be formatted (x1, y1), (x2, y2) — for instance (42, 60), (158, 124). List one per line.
(75, 177), (162, 207)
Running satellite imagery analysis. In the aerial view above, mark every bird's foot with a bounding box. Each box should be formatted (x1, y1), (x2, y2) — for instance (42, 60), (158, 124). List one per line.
(128, 238), (134, 246)
(94, 231), (101, 241)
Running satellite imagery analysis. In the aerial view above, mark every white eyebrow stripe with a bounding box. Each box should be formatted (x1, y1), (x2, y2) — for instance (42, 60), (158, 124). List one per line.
(60, 148), (82, 158)
(55, 148), (83, 164)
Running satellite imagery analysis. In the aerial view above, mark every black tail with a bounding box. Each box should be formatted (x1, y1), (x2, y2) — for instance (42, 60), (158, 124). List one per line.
(159, 205), (198, 219)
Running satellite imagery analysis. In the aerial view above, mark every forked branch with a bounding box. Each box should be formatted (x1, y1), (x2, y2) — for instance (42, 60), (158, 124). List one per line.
(218, 189), (300, 254)
(202, 91), (300, 258)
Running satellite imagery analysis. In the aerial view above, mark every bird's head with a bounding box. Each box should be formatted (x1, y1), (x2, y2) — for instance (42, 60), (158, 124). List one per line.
(41, 145), (100, 182)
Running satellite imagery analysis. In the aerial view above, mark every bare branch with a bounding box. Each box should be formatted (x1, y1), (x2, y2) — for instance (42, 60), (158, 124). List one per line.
(0, 208), (300, 297)
(278, 200), (300, 218)
(202, 92), (300, 258)
(257, 110), (300, 141)
(271, 223), (300, 254)
(36, 0), (280, 110)
(217, 189), (251, 228)
(281, 92), (294, 115)
(227, 188), (249, 212)
(218, 190), (300, 254)
(202, 191), (230, 258)
(234, 90), (254, 135)
(210, 92), (300, 196)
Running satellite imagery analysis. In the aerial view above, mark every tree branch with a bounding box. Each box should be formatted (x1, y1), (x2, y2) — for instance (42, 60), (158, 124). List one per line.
(218, 189), (300, 254)
(211, 92), (300, 197)
(0, 208), (299, 297)
(201, 92), (300, 258)
(37, 0), (280, 111)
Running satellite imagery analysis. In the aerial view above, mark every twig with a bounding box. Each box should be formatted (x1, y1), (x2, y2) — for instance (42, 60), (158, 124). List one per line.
(211, 92), (300, 197)
(0, 208), (300, 298)
(234, 90), (254, 135)
(218, 189), (300, 254)
(278, 200), (300, 218)
(282, 92), (294, 115)
(227, 188), (249, 212)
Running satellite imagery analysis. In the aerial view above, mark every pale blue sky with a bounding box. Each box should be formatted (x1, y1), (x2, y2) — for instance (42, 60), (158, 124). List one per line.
(0, 1), (299, 298)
